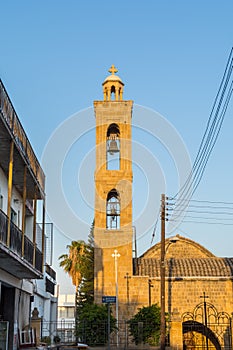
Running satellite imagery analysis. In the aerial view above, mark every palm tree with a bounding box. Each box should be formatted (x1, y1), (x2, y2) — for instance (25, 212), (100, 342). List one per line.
(59, 240), (87, 288)
(59, 240), (89, 326)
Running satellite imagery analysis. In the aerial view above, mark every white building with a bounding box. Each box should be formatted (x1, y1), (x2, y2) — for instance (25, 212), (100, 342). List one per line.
(0, 79), (57, 349)
(57, 294), (75, 342)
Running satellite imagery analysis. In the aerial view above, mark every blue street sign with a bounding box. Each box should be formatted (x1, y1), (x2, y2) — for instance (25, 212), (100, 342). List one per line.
(102, 296), (116, 304)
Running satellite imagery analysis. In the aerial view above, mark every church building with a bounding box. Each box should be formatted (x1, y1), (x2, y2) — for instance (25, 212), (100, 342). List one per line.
(93, 66), (233, 349)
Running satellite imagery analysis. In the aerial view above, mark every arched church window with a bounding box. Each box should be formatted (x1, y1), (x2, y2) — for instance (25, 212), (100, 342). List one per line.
(106, 123), (120, 170)
(106, 189), (120, 230)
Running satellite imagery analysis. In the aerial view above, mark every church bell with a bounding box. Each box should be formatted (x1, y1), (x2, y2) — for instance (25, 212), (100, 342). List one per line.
(108, 139), (119, 154)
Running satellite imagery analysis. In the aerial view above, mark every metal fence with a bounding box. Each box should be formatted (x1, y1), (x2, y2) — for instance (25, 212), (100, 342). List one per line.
(41, 320), (157, 347)
(41, 320), (76, 344)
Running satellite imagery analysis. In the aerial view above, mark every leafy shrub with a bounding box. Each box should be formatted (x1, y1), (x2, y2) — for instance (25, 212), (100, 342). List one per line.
(128, 304), (161, 345)
(76, 303), (116, 346)
(40, 336), (51, 345)
(53, 335), (61, 343)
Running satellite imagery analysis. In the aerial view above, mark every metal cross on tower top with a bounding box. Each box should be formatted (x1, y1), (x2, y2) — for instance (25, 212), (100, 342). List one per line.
(108, 64), (118, 75)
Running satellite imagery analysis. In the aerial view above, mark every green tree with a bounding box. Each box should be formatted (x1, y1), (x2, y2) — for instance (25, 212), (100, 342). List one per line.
(128, 304), (161, 345)
(78, 221), (94, 305)
(76, 303), (116, 346)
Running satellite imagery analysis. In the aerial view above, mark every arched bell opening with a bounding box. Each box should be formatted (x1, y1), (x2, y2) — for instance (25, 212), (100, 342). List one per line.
(106, 189), (120, 230)
(106, 123), (120, 170)
(110, 85), (116, 100)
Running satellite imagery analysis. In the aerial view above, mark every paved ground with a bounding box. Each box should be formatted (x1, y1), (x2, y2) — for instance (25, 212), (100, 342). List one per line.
(24, 345), (162, 350)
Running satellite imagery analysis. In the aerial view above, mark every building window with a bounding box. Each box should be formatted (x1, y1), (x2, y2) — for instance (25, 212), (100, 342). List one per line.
(58, 306), (75, 319)
(10, 208), (17, 225)
(106, 124), (120, 170)
(45, 277), (55, 295)
(106, 189), (120, 230)
(58, 307), (66, 319)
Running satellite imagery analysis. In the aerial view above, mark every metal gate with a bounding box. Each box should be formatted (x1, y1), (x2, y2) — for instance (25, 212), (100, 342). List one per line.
(182, 300), (232, 349)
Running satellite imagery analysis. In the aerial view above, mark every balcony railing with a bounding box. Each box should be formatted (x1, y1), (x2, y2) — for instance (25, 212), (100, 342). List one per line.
(46, 263), (56, 280)
(0, 209), (43, 273)
(0, 79), (45, 193)
(45, 276), (55, 295)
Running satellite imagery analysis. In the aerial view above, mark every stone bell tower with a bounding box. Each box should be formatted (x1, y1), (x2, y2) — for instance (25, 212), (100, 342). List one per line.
(94, 65), (134, 318)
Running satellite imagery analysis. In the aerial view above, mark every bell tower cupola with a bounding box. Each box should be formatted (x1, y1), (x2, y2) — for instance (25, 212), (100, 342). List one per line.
(102, 64), (124, 101)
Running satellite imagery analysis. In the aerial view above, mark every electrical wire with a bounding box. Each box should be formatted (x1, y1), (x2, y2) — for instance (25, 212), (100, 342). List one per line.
(168, 204), (233, 210)
(176, 49), (232, 199)
(150, 215), (159, 246)
(169, 215), (233, 221)
(166, 196), (233, 228)
(167, 197), (233, 218)
(152, 48), (233, 242)
(167, 209), (233, 215)
(169, 219), (233, 226)
(167, 198), (233, 215)
(168, 198), (233, 204)
(170, 48), (233, 212)
(191, 81), (233, 196)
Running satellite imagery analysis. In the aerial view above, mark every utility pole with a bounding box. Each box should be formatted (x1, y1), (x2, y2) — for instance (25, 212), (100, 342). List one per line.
(160, 193), (166, 350)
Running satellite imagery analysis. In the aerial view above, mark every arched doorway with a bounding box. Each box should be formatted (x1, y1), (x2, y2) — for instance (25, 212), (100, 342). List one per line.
(182, 302), (231, 349)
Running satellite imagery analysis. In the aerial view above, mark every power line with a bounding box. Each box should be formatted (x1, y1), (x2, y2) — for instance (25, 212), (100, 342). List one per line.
(170, 215), (233, 221)
(150, 215), (159, 246)
(167, 209), (233, 215)
(169, 219), (233, 226)
(167, 198), (233, 214)
(152, 48), (233, 243)
(171, 47), (233, 206)
(166, 196), (233, 227)
(169, 204), (233, 210)
(167, 200), (233, 228)
(190, 81), (233, 196)
(167, 197), (233, 205)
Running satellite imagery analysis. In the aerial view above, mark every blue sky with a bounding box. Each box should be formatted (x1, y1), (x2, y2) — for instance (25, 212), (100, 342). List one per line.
(1, 0), (233, 293)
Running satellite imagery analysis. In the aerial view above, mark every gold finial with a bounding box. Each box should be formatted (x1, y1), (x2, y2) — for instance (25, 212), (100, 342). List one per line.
(108, 64), (118, 75)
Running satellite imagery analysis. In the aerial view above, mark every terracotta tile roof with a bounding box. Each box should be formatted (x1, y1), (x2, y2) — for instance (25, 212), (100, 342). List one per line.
(135, 257), (233, 278)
